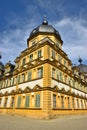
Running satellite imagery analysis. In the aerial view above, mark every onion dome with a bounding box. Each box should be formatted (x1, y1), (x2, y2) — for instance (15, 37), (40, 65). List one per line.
(78, 57), (87, 73)
(28, 16), (63, 43)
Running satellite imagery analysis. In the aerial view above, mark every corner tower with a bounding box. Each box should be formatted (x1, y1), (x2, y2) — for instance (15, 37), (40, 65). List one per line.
(0, 18), (87, 119)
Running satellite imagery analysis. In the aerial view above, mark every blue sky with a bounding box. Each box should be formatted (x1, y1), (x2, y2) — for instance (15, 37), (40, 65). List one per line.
(0, 0), (87, 65)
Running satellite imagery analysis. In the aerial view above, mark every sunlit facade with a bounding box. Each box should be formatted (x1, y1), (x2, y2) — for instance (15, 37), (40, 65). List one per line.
(0, 18), (87, 119)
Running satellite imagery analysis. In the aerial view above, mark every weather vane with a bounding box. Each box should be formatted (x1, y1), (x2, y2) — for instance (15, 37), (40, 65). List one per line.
(44, 15), (47, 21)
(43, 14), (48, 25)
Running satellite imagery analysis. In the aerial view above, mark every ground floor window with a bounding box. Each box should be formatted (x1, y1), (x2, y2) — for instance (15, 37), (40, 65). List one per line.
(17, 96), (21, 108)
(81, 100), (83, 109)
(53, 94), (56, 108)
(10, 97), (15, 108)
(25, 95), (30, 108)
(4, 98), (8, 108)
(72, 98), (75, 109)
(68, 97), (70, 109)
(61, 96), (64, 109)
(35, 94), (40, 108)
(77, 99), (79, 109)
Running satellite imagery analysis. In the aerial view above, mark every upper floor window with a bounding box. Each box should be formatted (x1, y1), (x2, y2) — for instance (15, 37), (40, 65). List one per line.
(32, 40), (36, 46)
(64, 60), (66, 66)
(38, 50), (42, 58)
(22, 74), (25, 82)
(68, 78), (71, 85)
(58, 55), (62, 63)
(5, 79), (8, 87)
(52, 50), (55, 59)
(29, 54), (33, 62)
(52, 68), (55, 78)
(38, 68), (43, 78)
(18, 75), (20, 84)
(11, 77), (14, 86)
(59, 72), (63, 81)
(28, 71), (32, 81)
(22, 58), (26, 66)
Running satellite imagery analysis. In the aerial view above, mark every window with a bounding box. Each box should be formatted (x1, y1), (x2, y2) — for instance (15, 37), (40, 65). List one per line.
(5, 79), (8, 87)
(35, 94), (40, 108)
(61, 96), (64, 109)
(28, 71), (32, 80)
(22, 74), (25, 82)
(38, 50), (42, 58)
(77, 99), (79, 109)
(68, 97), (70, 108)
(4, 98), (8, 108)
(68, 78), (71, 85)
(22, 58), (26, 66)
(25, 95), (30, 108)
(11, 97), (15, 108)
(64, 60), (66, 66)
(72, 98), (75, 109)
(32, 40), (36, 46)
(59, 55), (62, 63)
(52, 68), (55, 78)
(81, 100), (83, 109)
(11, 77), (14, 86)
(60, 72), (63, 81)
(29, 54), (33, 62)
(52, 50), (55, 59)
(53, 94), (56, 108)
(17, 96), (21, 108)
(38, 68), (43, 78)
(73, 80), (75, 87)
(18, 75), (20, 83)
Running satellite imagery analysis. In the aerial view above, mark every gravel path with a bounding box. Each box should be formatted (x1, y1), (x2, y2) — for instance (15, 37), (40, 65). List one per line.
(0, 114), (87, 130)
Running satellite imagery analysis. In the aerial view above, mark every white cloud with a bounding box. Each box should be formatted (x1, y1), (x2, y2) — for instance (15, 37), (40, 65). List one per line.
(0, 15), (87, 66)
(54, 17), (87, 64)
(0, 17), (37, 64)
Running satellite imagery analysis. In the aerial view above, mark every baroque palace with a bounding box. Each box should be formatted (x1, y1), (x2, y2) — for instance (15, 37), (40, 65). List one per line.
(0, 18), (87, 119)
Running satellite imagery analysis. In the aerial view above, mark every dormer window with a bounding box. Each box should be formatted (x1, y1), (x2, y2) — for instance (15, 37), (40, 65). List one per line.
(32, 40), (36, 46)
(22, 58), (26, 66)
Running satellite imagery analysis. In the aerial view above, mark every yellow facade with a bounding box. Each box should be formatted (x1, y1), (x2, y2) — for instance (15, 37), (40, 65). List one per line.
(0, 19), (87, 119)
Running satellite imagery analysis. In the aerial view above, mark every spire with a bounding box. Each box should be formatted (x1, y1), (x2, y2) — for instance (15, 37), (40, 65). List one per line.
(78, 56), (82, 64)
(42, 15), (48, 25)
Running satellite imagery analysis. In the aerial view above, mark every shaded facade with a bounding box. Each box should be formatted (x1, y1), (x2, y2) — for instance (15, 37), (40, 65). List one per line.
(0, 19), (87, 119)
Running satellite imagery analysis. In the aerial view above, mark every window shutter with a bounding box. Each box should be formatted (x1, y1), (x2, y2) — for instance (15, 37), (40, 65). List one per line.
(35, 94), (40, 107)
(25, 95), (30, 108)
(17, 96), (21, 108)
(28, 71), (32, 80)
